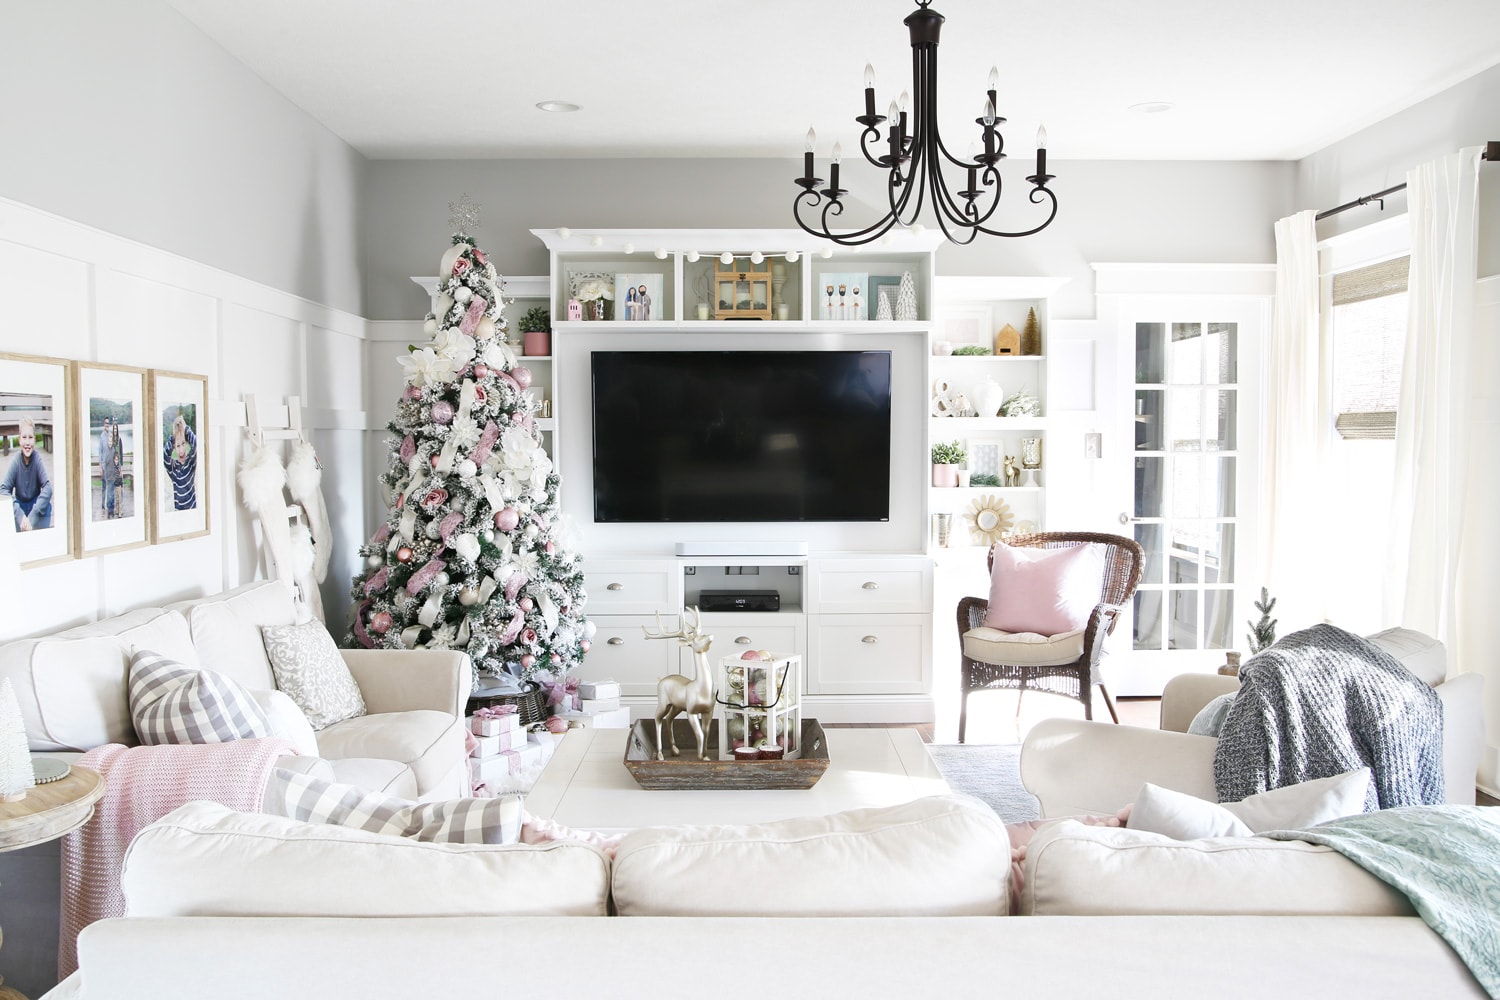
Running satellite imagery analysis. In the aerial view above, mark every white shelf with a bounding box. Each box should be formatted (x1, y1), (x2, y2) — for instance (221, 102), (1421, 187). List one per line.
(931, 486), (1044, 494)
(516, 354), (554, 362)
(552, 320), (935, 335)
(931, 354), (1046, 362)
(929, 417), (1049, 431)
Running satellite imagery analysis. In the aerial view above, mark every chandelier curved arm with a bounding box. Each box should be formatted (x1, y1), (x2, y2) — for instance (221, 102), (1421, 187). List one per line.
(857, 124), (893, 170)
(972, 185), (1060, 239)
(794, 189), (904, 246)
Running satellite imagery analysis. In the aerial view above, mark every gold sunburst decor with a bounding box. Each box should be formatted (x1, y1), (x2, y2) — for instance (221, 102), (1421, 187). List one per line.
(963, 494), (1015, 545)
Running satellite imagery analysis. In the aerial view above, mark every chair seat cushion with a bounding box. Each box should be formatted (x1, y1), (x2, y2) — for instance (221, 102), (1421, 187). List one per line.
(963, 627), (1085, 667)
(315, 709), (466, 797)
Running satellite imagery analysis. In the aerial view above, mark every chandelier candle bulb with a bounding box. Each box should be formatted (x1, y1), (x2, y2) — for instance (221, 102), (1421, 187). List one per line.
(863, 63), (877, 118)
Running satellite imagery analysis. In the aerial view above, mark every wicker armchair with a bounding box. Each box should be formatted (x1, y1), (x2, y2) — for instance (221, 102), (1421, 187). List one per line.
(956, 531), (1144, 742)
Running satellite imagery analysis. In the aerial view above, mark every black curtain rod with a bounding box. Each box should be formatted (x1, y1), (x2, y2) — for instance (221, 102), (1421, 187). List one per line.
(1315, 140), (1500, 221)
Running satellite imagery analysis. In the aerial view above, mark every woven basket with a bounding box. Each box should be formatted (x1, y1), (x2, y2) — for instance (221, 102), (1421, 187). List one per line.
(472, 679), (549, 726)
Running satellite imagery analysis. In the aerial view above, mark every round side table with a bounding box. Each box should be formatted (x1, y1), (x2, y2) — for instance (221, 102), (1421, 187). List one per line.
(0, 762), (105, 1000)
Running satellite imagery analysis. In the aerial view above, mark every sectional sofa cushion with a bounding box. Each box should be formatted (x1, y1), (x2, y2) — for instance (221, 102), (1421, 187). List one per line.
(611, 794), (1012, 917)
(0, 608), (196, 751)
(265, 768), (522, 844)
(261, 620), (366, 730)
(165, 580), (300, 692)
(128, 650), (271, 745)
(1128, 769), (1373, 840)
(1021, 821), (1415, 917)
(248, 688), (320, 756)
(122, 801), (611, 918)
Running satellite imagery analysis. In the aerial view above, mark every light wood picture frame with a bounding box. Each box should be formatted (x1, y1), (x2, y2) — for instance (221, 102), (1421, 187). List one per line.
(74, 362), (150, 557)
(148, 369), (210, 543)
(0, 352), (75, 567)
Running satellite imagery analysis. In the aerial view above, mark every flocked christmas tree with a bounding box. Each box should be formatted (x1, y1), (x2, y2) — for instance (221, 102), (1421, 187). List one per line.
(348, 195), (592, 686)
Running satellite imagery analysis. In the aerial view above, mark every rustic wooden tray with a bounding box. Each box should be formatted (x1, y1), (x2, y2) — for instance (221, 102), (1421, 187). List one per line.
(623, 719), (830, 790)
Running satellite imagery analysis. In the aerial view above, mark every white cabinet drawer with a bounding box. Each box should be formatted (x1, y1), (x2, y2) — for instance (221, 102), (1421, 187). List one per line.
(807, 614), (931, 695)
(807, 558), (932, 614)
(584, 561), (679, 615)
(579, 615), (681, 698)
(685, 614), (806, 673)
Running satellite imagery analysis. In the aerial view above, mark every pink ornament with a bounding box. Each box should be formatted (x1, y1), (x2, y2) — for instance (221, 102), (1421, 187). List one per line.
(494, 507), (519, 532)
(522, 628), (537, 645)
(431, 400), (455, 424)
(544, 714), (568, 734)
(496, 371), (521, 392)
(545, 540), (556, 555)
(370, 611), (393, 634)
(404, 385), (422, 401)
(512, 367), (533, 389)
(521, 654), (537, 670)
(579, 639), (591, 653)
(396, 545), (414, 563)
(473, 363), (490, 379)
(550, 653), (561, 665)
(519, 596), (534, 612)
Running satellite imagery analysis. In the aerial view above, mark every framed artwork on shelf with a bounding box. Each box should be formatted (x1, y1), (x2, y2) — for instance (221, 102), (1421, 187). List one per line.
(0, 352), (75, 567)
(868, 275), (902, 320)
(74, 362), (150, 557)
(148, 369), (209, 543)
(614, 273), (664, 322)
(936, 306), (991, 351)
(817, 272), (868, 321)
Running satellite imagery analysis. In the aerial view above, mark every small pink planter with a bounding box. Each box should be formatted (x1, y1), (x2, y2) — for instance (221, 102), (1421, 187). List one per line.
(523, 331), (551, 356)
(932, 463), (959, 488)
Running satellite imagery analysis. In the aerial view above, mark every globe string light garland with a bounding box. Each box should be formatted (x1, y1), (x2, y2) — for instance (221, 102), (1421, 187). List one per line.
(793, 0), (1056, 246)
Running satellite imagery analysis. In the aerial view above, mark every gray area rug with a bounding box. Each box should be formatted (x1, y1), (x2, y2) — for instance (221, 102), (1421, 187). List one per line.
(926, 743), (1040, 823)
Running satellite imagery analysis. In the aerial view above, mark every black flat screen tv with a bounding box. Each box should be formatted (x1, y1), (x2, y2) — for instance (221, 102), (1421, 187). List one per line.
(591, 350), (892, 523)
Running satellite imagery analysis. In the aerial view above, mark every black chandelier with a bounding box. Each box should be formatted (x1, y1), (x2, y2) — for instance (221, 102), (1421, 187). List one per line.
(793, 0), (1056, 246)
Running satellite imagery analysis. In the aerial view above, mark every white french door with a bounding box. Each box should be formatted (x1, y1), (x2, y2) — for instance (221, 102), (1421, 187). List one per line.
(1111, 296), (1264, 694)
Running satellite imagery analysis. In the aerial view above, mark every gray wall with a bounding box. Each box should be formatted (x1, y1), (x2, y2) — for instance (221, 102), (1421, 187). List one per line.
(365, 158), (1294, 322)
(1298, 60), (1500, 274)
(0, 0), (368, 315)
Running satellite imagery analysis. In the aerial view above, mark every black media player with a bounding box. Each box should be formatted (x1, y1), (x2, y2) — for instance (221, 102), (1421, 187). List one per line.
(698, 590), (781, 612)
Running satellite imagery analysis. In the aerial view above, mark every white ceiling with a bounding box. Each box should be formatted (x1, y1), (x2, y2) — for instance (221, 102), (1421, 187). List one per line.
(165, 0), (1500, 161)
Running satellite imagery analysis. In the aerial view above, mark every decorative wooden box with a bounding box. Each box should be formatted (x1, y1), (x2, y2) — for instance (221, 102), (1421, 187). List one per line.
(713, 256), (772, 320)
(623, 719), (830, 790)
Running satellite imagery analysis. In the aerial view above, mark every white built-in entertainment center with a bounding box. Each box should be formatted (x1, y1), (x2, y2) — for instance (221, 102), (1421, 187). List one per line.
(414, 229), (1066, 723)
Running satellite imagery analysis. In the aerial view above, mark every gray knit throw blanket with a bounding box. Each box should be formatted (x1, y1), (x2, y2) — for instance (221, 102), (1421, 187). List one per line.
(1213, 624), (1444, 811)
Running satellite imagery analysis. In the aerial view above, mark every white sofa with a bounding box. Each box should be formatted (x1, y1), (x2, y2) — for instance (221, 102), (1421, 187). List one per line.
(39, 794), (1489, 999)
(0, 580), (472, 997)
(1022, 627), (1486, 818)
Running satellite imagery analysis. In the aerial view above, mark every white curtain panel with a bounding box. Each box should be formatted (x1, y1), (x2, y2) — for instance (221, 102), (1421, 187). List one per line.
(1259, 210), (1321, 627)
(1383, 147), (1484, 653)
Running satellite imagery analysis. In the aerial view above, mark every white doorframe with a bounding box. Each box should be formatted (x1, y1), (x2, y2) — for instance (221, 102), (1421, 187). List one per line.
(1094, 265), (1273, 695)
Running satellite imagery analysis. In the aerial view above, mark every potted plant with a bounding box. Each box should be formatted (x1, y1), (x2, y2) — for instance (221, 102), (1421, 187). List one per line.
(519, 306), (551, 357)
(931, 440), (965, 488)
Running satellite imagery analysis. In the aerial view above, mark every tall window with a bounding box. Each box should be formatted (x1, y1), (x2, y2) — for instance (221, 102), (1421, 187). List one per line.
(1322, 255), (1408, 631)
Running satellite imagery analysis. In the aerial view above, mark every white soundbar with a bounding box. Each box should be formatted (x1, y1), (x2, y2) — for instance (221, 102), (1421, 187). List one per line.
(674, 540), (809, 557)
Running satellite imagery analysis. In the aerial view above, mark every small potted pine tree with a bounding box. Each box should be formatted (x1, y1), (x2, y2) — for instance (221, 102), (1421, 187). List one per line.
(519, 306), (551, 357)
(931, 440), (965, 488)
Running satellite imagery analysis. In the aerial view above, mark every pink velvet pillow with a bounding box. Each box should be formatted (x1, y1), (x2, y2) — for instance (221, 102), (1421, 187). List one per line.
(982, 542), (1106, 635)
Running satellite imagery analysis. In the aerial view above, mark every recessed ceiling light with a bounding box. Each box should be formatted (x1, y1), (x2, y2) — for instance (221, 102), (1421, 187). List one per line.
(1129, 101), (1175, 115)
(536, 101), (581, 113)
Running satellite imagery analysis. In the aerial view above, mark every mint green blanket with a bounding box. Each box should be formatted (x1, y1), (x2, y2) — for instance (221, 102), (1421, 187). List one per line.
(1267, 806), (1500, 997)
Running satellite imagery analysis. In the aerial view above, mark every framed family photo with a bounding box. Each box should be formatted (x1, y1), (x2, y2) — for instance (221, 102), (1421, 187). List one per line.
(0, 352), (74, 567)
(74, 362), (150, 557)
(148, 370), (209, 543)
(614, 273), (664, 322)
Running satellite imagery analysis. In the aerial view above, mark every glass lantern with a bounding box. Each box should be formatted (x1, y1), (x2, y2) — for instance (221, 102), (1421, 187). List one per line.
(718, 653), (803, 759)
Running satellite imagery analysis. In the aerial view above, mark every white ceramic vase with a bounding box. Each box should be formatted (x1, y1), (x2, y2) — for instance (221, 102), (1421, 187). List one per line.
(972, 378), (1005, 418)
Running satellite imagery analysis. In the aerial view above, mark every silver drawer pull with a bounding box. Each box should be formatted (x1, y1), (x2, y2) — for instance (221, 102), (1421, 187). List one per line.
(607, 636), (625, 646)
(862, 581), (880, 590)
(607, 582), (624, 591)
(734, 636), (752, 645)
(861, 635), (879, 644)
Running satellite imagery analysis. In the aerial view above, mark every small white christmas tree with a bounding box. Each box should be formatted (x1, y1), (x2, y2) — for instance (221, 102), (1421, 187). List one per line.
(0, 678), (35, 802)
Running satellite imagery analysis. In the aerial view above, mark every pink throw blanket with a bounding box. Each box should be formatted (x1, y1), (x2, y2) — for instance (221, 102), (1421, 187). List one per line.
(59, 738), (295, 978)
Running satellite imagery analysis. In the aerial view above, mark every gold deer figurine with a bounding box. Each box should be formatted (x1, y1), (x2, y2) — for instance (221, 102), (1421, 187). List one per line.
(642, 607), (717, 761)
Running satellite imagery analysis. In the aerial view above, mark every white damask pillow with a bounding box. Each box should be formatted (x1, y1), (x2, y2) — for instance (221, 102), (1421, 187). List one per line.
(260, 621), (366, 730)
(265, 768), (522, 844)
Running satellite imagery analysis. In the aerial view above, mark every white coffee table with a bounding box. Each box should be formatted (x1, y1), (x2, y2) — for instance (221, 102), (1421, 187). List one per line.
(525, 726), (949, 831)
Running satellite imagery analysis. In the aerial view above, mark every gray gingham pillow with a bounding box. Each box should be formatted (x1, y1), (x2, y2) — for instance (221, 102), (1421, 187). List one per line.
(266, 768), (523, 844)
(260, 620), (366, 730)
(128, 649), (272, 745)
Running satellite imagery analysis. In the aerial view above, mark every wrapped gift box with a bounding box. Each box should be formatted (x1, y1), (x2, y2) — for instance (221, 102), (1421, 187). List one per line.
(579, 680), (621, 701)
(558, 707), (632, 729)
(579, 696), (621, 713)
(470, 712), (522, 737)
(473, 729), (527, 757)
(469, 743), (545, 785)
